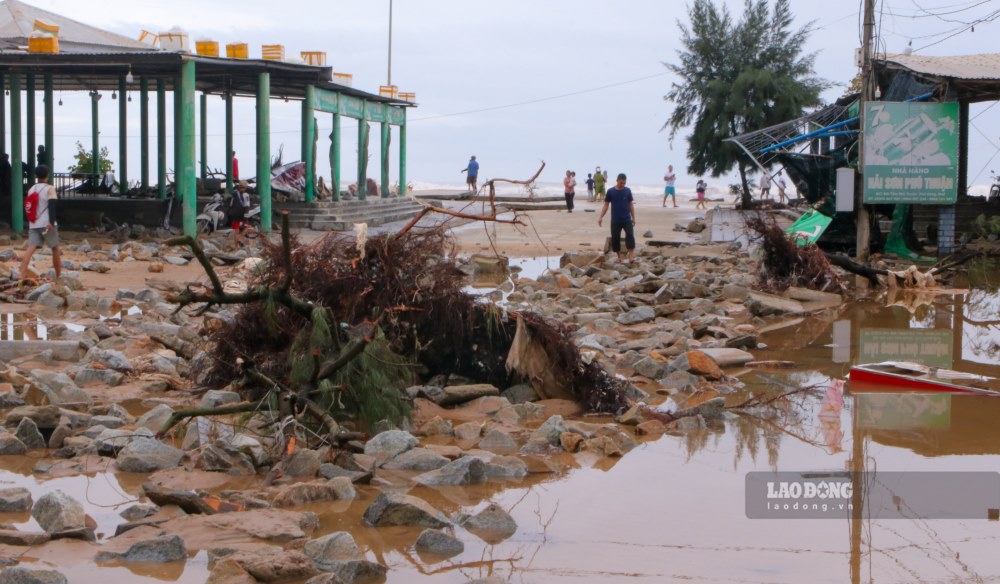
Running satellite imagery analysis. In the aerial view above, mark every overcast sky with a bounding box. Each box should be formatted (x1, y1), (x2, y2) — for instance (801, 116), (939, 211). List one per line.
(21, 0), (1000, 191)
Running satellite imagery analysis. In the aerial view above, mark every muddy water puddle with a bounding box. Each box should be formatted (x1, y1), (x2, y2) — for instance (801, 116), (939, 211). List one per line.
(2, 260), (999, 582)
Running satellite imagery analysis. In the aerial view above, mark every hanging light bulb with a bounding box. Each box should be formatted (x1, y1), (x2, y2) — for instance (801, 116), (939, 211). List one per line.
(58, 97), (62, 106)
(127, 94), (132, 102)
(112, 90), (117, 100)
(125, 67), (134, 84)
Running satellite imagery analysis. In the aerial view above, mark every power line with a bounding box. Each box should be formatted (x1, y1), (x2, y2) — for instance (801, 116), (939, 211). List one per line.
(409, 71), (671, 123)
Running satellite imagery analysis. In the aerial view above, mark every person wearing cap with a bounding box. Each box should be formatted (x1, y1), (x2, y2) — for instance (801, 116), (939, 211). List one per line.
(597, 172), (637, 264)
(461, 155), (479, 192)
(593, 166), (606, 202)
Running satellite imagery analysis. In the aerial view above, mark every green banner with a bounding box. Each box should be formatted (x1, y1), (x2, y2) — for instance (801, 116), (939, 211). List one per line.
(314, 88), (339, 114)
(859, 328), (953, 368)
(863, 101), (959, 204)
(786, 209), (832, 246)
(367, 101), (385, 123)
(340, 95), (365, 120)
(387, 106), (405, 126)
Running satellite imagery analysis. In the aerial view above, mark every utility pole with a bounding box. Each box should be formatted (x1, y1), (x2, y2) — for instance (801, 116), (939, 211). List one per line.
(387, 0), (393, 86)
(855, 0), (876, 261)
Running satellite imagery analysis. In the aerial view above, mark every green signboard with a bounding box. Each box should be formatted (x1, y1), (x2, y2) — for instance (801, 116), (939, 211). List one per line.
(857, 393), (951, 430)
(786, 209), (833, 246)
(314, 88), (339, 114)
(863, 101), (959, 204)
(367, 101), (385, 123)
(387, 106), (405, 126)
(340, 95), (365, 120)
(859, 328), (953, 368)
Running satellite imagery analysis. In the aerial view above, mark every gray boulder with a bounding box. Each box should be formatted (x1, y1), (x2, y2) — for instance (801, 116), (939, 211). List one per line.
(303, 531), (361, 568)
(632, 357), (669, 380)
(73, 368), (124, 387)
(363, 492), (449, 528)
(500, 383), (538, 404)
(380, 447), (449, 472)
(26, 371), (89, 406)
(116, 438), (184, 473)
(83, 347), (132, 371)
(96, 534), (187, 563)
(14, 418), (46, 449)
(615, 306), (656, 325)
(438, 384), (500, 407)
(412, 456), (486, 487)
(136, 404), (174, 433)
(0, 567), (68, 584)
(455, 503), (517, 543)
(362, 430), (418, 465)
(284, 449), (323, 477)
(31, 490), (85, 533)
(415, 528), (464, 557)
(0, 487), (32, 512)
(0, 432), (26, 455)
(478, 430), (518, 453)
(198, 390), (241, 409)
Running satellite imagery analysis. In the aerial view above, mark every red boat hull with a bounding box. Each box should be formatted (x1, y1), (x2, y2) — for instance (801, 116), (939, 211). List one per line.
(849, 366), (994, 395)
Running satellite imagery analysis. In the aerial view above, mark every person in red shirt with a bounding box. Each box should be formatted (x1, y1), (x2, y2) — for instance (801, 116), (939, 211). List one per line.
(232, 151), (239, 182)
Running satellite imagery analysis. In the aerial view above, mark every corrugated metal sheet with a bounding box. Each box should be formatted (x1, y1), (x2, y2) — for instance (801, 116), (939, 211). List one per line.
(880, 53), (1000, 81)
(0, 0), (156, 51)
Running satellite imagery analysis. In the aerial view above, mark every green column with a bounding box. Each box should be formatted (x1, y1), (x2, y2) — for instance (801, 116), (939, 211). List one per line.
(360, 107), (370, 200)
(399, 111), (407, 195)
(0, 73), (5, 161)
(10, 73), (22, 232)
(26, 73), (34, 186)
(119, 76), (127, 192)
(43, 75), (53, 170)
(256, 72), (271, 232)
(179, 60), (196, 236)
(199, 92), (207, 184)
(225, 91), (233, 193)
(173, 75), (181, 192)
(91, 90), (100, 176)
(331, 112), (341, 202)
(301, 84), (315, 202)
(157, 79), (167, 198)
(140, 77), (149, 188)
(380, 122), (390, 198)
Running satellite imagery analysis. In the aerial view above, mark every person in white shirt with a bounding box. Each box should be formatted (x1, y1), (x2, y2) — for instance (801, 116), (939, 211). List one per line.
(662, 165), (677, 207)
(775, 171), (788, 204)
(759, 171), (771, 199)
(19, 165), (61, 280)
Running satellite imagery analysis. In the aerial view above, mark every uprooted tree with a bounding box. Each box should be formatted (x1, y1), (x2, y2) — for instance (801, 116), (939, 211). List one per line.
(160, 209), (630, 445)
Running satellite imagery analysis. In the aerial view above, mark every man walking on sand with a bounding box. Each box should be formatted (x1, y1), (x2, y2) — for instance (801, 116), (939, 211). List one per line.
(19, 165), (61, 281)
(598, 173), (637, 263)
(759, 170), (771, 199)
(461, 155), (479, 192)
(663, 165), (678, 207)
(593, 166), (606, 202)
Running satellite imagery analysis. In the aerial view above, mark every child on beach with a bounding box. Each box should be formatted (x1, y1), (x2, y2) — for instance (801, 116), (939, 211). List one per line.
(586, 173), (595, 201)
(695, 179), (707, 210)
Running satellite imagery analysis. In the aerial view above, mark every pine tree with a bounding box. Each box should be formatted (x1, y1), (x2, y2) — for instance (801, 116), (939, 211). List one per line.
(664, 0), (828, 207)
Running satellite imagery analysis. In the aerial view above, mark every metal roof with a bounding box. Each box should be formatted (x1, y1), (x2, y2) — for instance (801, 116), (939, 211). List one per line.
(878, 53), (1000, 82)
(0, 0), (155, 52)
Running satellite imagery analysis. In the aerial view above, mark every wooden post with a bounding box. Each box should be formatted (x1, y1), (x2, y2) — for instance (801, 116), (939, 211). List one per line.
(26, 73), (34, 186)
(257, 72), (271, 232)
(140, 77), (149, 189)
(43, 74), (53, 169)
(10, 73), (23, 231)
(302, 84), (315, 202)
(380, 121), (390, 198)
(331, 112), (341, 201)
(225, 91), (233, 194)
(179, 60), (197, 236)
(157, 79), (167, 199)
(119, 75), (128, 192)
(855, 0), (875, 261)
(399, 109), (407, 195)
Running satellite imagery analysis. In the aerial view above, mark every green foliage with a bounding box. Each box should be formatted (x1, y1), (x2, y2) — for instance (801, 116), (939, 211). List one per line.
(973, 213), (1000, 239)
(323, 328), (413, 429)
(67, 141), (114, 174)
(664, 0), (828, 200)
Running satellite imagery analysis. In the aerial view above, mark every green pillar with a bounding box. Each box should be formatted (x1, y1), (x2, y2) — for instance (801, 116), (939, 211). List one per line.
(119, 76), (127, 192)
(179, 60), (196, 236)
(173, 75), (181, 193)
(43, 75), (53, 170)
(330, 113), (341, 202)
(0, 73), (5, 161)
(26, 73), (34, 186)
(225, 91), (233, 193)
(256, 72), (271, 232)
(199, 92), (207, 184)
(380, 122), (390, 198)
(157, 79), (167, 198)
(399, 111), (407, 195)
(301, 84), (315, 202)
(140, 77), (149, 188)
(91, 90), (100, 176)
(358, 102), (368, 200)
(10, 73), (22, 232)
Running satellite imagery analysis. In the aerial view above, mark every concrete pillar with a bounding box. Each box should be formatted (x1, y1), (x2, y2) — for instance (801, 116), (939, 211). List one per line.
(118, 76), (127, 191)
(331, 112), (340, 202)
(140, 77), (149, 189)
(10, 73), (22, 231)
(225, 91), (233, 194)
(399, 111), (407, 195)
(157, 79), (167, 199)
(380, 122), (390, 198)
(256, 72), (271, 232)
(26, 73), (34, 186)
(301, 84), (315, 202)
(43, 75), (53, 170)
(178, 60), (197, 236)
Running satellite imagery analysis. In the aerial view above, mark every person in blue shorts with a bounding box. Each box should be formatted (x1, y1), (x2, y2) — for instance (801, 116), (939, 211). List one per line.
(662, 165), (677, 207)
(597, 173), (637, 263)
(461, 155), (479, 192)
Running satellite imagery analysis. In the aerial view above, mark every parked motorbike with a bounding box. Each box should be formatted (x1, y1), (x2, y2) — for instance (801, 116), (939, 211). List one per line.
(195, 194), (227, 234)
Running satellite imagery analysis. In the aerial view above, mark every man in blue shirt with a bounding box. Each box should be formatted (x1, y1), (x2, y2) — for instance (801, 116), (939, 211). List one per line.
(597, 173), (637, 263)
(461, 155), (479, 192)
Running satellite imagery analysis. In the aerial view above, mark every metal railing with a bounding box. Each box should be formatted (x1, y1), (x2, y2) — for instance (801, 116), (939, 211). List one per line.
(52, 172), (116, 197)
